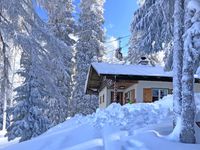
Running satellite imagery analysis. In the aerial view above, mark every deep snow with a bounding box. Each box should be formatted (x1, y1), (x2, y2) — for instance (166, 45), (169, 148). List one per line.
(1, 94), (200, 150)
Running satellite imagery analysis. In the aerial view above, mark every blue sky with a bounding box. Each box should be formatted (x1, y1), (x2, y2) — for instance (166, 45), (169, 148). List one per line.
(35, 0), (138, 54)
(104, 0), (138, 40)
(104, 0), (138, 54)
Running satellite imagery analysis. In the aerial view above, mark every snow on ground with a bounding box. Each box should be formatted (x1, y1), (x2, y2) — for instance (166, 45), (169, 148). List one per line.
(1, 94), (200, 150)
(125, 130), (200, 150)
(0, 131), (18, 149)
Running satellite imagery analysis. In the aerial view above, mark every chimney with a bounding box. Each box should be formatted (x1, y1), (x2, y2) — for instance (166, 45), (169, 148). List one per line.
(138, 57), (149, 65)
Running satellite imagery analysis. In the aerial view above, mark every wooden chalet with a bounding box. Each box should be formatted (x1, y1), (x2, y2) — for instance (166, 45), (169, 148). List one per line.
(85, 62), (200, 108)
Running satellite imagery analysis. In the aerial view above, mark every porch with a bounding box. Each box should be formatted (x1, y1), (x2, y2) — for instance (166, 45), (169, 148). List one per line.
(98, 79), (173, 108)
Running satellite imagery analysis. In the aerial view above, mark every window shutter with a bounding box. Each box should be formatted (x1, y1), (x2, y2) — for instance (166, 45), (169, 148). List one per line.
(143, 88), (152, 103)
(131, 89), (136, 103)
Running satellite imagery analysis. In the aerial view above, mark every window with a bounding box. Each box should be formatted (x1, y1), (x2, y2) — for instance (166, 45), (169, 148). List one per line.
(99, 95), (105, 104)
(160, 89), (168, 99)
(99, 97), (101, 104)
(168, 89), (173, 94)
(125, 91), (131, 103)
(152, 88), (169, 102)
(152, 89), (159, 102)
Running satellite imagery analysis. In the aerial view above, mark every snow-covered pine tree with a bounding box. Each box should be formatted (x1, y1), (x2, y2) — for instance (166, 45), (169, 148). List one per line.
(44, 46), (72, 125)
(127, 32), (164, 66)
(180, 0), (200, 143)
(128, 0), (174, 67)
(129, 0), (174, 54)
(34, 0), (74, 124)
(7, 38), (51, 142)
(72, 0), (105, 115)
(1, 1), (51, 141)
(37, 0), (76, 118)
(37, 0), (76, 46)
(1, 0), (72, 141)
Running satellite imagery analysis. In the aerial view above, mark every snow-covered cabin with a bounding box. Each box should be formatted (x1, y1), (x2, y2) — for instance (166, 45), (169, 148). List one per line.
(85, 62), (200, 108)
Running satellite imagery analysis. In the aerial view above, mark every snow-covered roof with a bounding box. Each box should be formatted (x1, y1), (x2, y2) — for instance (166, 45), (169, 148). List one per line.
(85, 62), (200, 94)
(91, 62), (173, 77)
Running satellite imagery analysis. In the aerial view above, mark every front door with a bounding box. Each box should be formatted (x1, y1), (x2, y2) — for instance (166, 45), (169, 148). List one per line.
(111, 92), (123, 105)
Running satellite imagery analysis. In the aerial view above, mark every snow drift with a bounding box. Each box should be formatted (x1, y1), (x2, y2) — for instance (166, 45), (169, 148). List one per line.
(2, 94), (200, 150)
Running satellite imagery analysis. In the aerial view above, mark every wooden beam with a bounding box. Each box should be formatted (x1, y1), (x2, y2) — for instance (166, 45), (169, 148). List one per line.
(103, 74), (200, 83)
(104, 74), (173, 82)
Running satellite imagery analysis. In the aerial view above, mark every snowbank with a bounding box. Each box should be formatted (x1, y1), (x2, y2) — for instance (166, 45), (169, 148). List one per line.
(125, 130), (200, 150)
(68, 94), (173, 136)
(2, 94), (200, 150)
(0, 131), (18, 149)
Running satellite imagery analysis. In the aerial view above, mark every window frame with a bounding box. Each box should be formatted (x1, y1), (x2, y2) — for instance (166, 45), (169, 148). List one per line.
(152, 88), (169, 102)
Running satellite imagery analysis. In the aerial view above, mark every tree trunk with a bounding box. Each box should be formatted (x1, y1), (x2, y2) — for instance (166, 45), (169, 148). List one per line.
(180, 0), (198, 143)
(180, 49), (196, 143)
(2, 89), (7, 131)
(173, 0), (184, 126)
(0, 33), (9, 131)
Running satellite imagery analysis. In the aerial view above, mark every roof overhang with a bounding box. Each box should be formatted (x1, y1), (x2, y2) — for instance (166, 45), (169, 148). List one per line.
(85, 65), (102, 95)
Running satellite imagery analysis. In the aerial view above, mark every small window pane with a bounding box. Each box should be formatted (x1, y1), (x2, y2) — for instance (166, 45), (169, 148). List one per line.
(160, 89), (168, 99)
(152, 89), (159, 102)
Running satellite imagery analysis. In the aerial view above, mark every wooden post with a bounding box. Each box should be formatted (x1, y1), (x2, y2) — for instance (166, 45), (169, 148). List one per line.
(113, 76), (117, 102)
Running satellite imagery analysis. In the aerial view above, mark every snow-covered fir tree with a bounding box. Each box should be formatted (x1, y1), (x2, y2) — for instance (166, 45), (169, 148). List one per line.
(127, 32), (165, 66)
(37, 0), (76, 46)
(128, 0), (175, 67)
(129, 0), (174, 53)
(0, 0), (51, 142)
(1, 0), (72, 141)
(34, 0), (74, 124)
(7, 39), (51, 142)
(37, 0), (76, 118)
(72, 0), (105, 115)
(44, 45), (72, 125)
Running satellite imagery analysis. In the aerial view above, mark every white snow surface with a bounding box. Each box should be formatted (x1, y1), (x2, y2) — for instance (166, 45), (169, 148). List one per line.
(91, 62), (200, 79)
(2, 94), (200, 150)
(0, 131), (18, 149)
(92, 62), (173, 77)
(188, 0), (200, 11)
